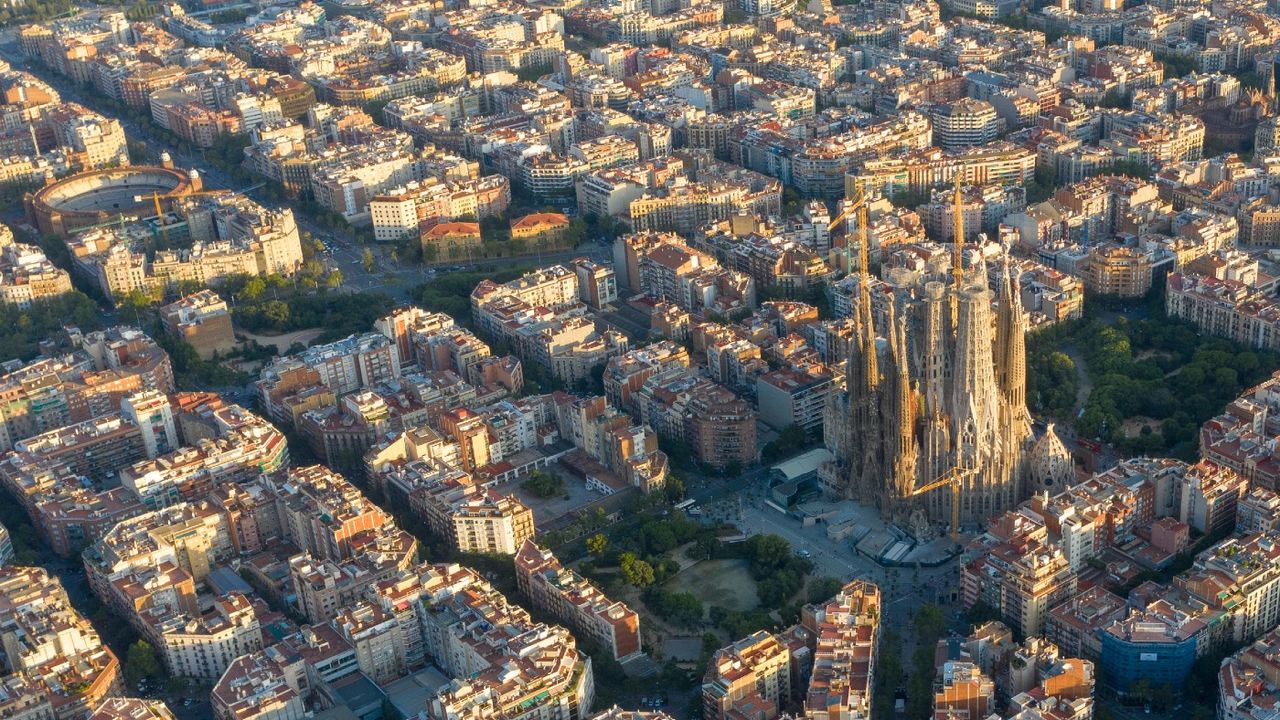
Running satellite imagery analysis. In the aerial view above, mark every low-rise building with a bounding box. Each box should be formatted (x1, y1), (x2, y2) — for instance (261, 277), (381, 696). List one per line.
(510, 212), (573, 249)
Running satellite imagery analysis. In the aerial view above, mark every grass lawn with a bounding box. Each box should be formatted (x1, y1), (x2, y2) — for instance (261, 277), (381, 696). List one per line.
(664, 558), (759, 612)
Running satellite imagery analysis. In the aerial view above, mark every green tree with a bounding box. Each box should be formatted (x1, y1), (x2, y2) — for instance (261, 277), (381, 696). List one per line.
(761, 424), (808, 464)
(643, 523), (677, 555)
(124, 640), (161, 685)
(262, 300), (290, 327)
(646, 589), (704, 626)
(325, 270), (344, 289)
(744, 534), (792, 576)
(522, 471), (565, 498)
(241, 276), (266, 301)
(586, 533), (609, 557)
(664, 474), (686, 503)
(807, 577), (845, 604)
(362, 248), (375, 273)
(516, 62), (553, 82)
(914, 604), (946, 640)
(620, 552), (655, 588)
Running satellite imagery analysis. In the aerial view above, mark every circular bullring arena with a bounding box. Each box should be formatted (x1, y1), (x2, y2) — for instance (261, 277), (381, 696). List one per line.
(25, 165), (202, 237)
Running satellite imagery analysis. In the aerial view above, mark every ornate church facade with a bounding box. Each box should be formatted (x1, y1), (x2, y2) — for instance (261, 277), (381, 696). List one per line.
(821, 189), (1072, 534)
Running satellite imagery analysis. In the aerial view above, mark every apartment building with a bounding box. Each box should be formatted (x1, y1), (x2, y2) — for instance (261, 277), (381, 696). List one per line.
(629, 178), (781, 237)
(1178, 460), (1248, 536)
(618, 233), (756, 317)
(1179, 532), (1280, 644)
(152, 592), (265, 681)
(920, 183), (1026, 242)
(1099, 589), (1216, 695)
(368, 176), (510, 242)
(703, 631), (791, 720)
(1045, 586), (1126, 661)
(0, 566), (123, 720)
(160, 291), (235, 360)
(1238, 487), (1280, 535)
(1167, 272), (1280, 351)
(274, 465), (392, 563)
(571, 258), (619, 309)
(848, 143), (1037, 197)
(933, 662), (995, 719)
(210, 645), (309, 720)
(403, 473), (535, 554)
(419, 563), (595, 720)
(515, 540), (642, 661)
(471, 265), (579, 310)
(84, 503), (229, 614)
(685, 382), (758, 469)
(298, 389), (428, 469)
(1219, 627), (1280, 720)
(288, 556), (368, 625)
(120, 400), (288, 508)
(0, 325), (173, 453)
(801, 580), (880, 720)
(14, 413), (148, 487)
(603, 342), (692, 415)
(962, 537), (1077, 637)
(257, 333), (400, 414)
(637, 370), (757, 469)
(1079, 244), (1153, 298)
(756, 366), (834, 433)
(90, 699), (175, 720)
(930, 99), (1002, 150)
(332, 602), (406, 685)
(66, 197), (304, 298)
(0, 238), (74, 310)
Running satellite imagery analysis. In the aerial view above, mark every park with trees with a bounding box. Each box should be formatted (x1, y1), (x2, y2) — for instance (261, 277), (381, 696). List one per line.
(0, 292), (103, 362)
(565, 492), (836, 644)
(1027, 299), (1280, 459)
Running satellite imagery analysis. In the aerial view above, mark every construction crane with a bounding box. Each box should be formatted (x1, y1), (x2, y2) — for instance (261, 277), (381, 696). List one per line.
(826, 188), (867, 234)
(146, 191), (169, 246)
(830, 181), (871, 275)
(906, 466), (976, 541)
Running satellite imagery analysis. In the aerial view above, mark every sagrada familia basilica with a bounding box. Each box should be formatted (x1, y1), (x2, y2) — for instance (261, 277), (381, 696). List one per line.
(822, 184), (1075, 537)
